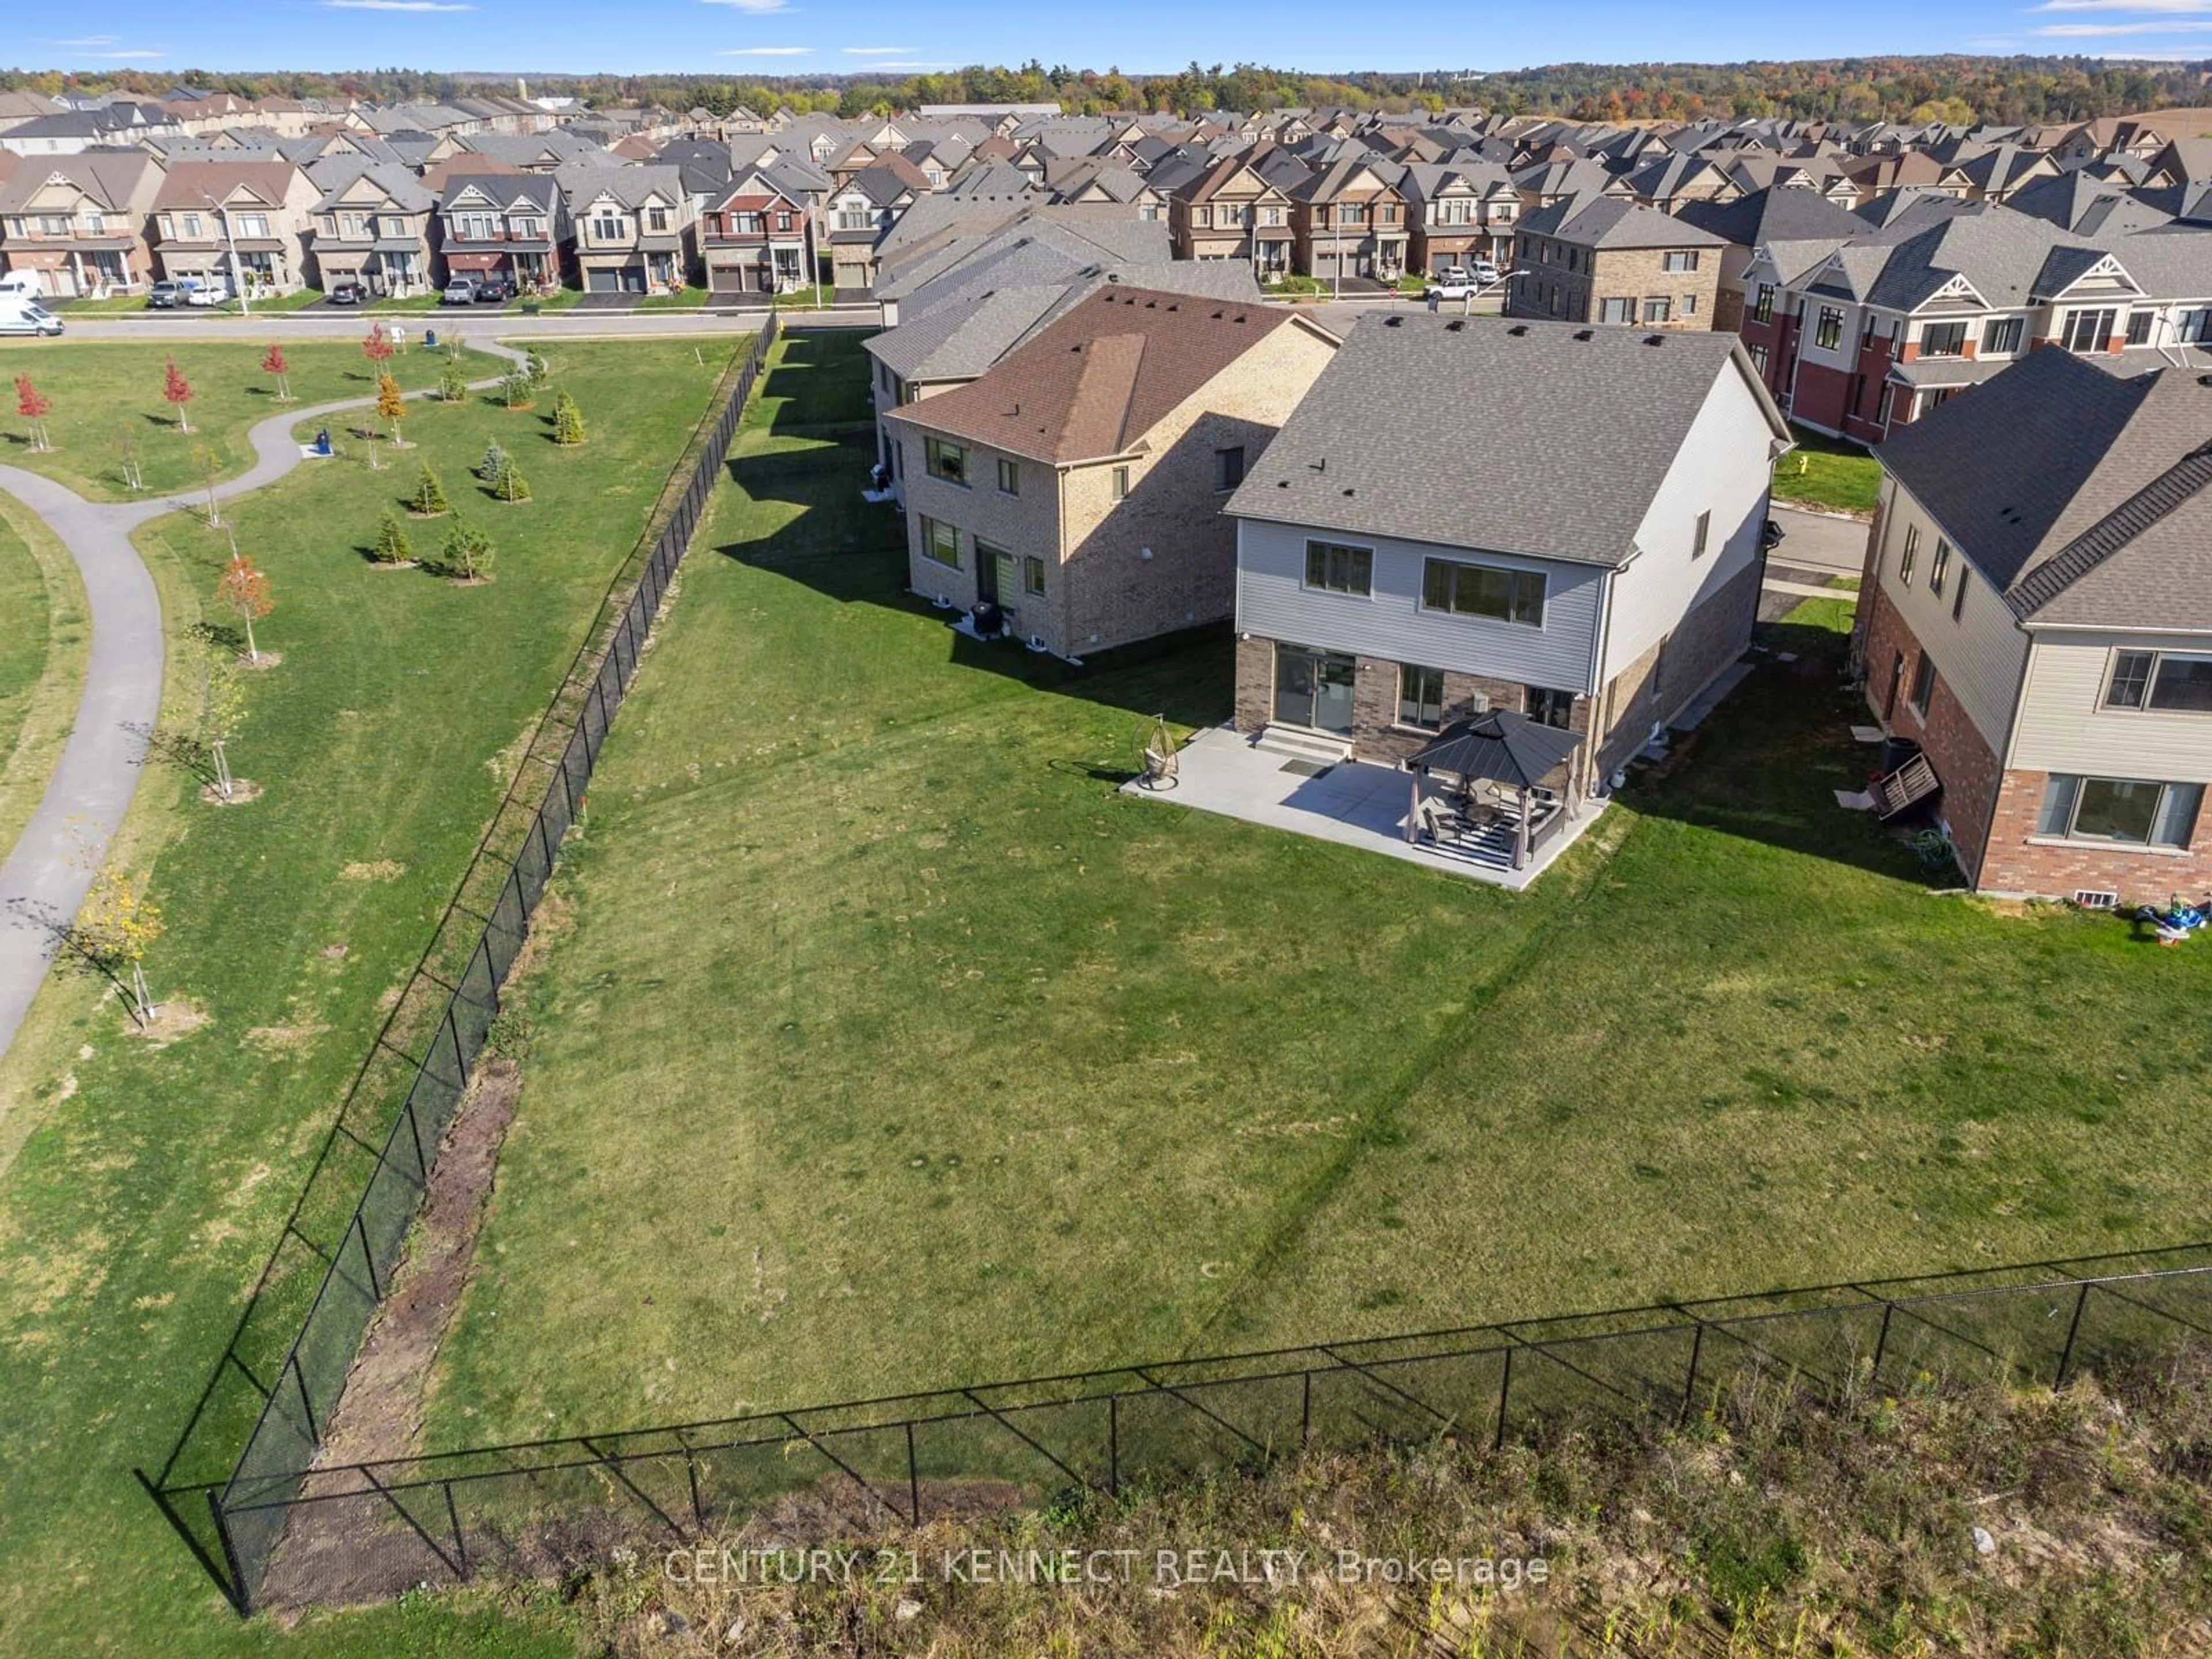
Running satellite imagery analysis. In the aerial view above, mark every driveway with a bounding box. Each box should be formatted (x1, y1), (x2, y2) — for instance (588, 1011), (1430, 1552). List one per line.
(0, 344), (529, 1062)
(1768, 506), (1870, 577)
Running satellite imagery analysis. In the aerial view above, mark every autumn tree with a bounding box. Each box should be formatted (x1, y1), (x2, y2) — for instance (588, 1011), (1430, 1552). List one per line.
(373, 511), (416, 566)
(552, 391), (585, 447)
(75, 867), (163, 1026)
(162, 357), (194, 431)
(410, 464), (450, 516)
(217, 551), (275, 664)
(260, 341), (293, 402)
(376, 370), (408, 450)
(362, 322), (394, 373)
(14, 374), (52, 453)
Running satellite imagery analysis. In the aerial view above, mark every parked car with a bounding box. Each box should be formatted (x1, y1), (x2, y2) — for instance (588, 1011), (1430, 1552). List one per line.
(325, 280), (366, 306)
(147, 279), (188, 308)
(182, 277), (229, 308)
(441, 277), (478, 306)
(472, 277), (514, 304)
(1425, 275), (1479, 301)
(0, 297), (64, 337)
(1470, 260), (1502, 285)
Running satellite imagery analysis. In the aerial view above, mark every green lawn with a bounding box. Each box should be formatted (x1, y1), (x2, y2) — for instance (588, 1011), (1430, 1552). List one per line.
(417, 332), (2212, 1460)
(0, 339), (503, 502)
(635, 285), (710, 312)
(0, 337), (748, 1658)
(0, 502), (89, 864)
(1773, 423), (1882, 516)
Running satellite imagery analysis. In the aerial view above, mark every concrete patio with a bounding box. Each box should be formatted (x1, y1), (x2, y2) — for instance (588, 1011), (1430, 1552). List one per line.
(1120, 725), (1604, 890)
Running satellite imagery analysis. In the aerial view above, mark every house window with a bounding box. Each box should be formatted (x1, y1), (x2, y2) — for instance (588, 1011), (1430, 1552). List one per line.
(1214, 445), (1245, 491)
(1752, 283), (1775, 324)
(2180, 308), (2212, 344)
(1908, 653), (1937, 716)
(1422, 558), (1546, 627)
(733, 212), (760, 234)
(1022, 555), (1046, 596)
(1642, 296), (1672, 324)
(2126, 310), (2154, 346)
(1599, 297), (1633, 324)
(1899, 525), (1919, 585)
(592, 214), (623, 240)
(1982, 316), (2023, 354)
(647, 206), (669, 232)
(1749, 343), (1770, 376)
(924, 436), (968, 484)
(2037, 774), (2202, 847)
(1951, 567), (1968, 623)
(996, 457), (1019, 495)
(2105, 649), (2212, 713)
(1110, 464), (1131, 500)
(918, 514), (960, 569)
(1692, 509), (1711, 559)
(1304, 539), (1374, 596)
(1661, 249), (1699, 272)
(1814, 305), (1844, 350)
(182, 213), (203, 237)
(1682, 293), (1697, 317)
(1921, 321), (1967, 358)
(1525, 687), (1575, 729)
(233, 213), (270, 238)
(1397, 664), (1445, 730)
(836, 202), (872, 231)
(1927, 537), (1952, 597)
(2062, 307), (2117, 353)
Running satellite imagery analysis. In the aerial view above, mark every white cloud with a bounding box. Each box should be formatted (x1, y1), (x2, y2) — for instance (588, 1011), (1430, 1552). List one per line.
(857, 60), (959, 70)
(323, 0), (478, 10)
(718, 45), (813, 55)
(2032, 0), (2212, 10)
(700, 0), (791, 10)
(50, 34), (121, 46)
(842, 46), (915, 55)
(2036, 18), (2212, 32)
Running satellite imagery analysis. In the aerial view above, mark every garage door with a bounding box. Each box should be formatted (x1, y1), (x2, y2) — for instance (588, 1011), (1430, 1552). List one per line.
(707, 264), (744, 293)
(586, 268), (622, 293)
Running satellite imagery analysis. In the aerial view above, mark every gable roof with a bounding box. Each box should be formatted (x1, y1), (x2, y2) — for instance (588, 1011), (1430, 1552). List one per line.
(1225, 313), (1785, 569)
(1518, 194), (1725, 251)
(884, 284), (1317, 465)
(1675, 183), (1863, 248)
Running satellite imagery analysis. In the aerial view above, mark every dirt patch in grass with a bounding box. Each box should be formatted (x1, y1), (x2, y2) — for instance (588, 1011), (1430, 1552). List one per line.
(243, 1021), (329, 1052)
(123, 997), (209, 1046)
(197, 778), (263, 805)
(341, 859), (406, 882)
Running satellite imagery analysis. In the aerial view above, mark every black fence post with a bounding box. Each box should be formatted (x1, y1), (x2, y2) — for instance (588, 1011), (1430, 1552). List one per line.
(2055, 1282), (2093, 1388)
(685, 1446), (704, 1531)
(1679, 1323), (1705, 1426)
(290, 1352), (319, 1443)
(207, 1487), (252, 1615)
(1493, 1346), (1513, 1452)
(1107, 1395), (1120, 1497)
(444, 1480), (468, 1580)
(1871, 1300), (1896, 1382)
(906, 1421), (922, 1525)
(1300, 1372), (1312, 1448)
(354, 1212), (381, 1300)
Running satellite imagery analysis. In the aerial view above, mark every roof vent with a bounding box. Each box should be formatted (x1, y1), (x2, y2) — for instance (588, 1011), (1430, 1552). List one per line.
(1342, 486), (1355, 496)
(2200, 373), (2212, 388)
(1573, 328), (1594, 341)
(1507, 323), (1529, 336)
(1445, 319), (1465, 331)
(1644, 334), (1666, 346)
(1276, 479), (1289, 488)
(1384, 315), (1403, 326)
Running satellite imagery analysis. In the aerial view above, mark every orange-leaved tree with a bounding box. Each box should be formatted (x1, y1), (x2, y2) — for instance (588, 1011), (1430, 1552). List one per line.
(14, 374), (52, 452)
(162, 357), (194, 431)
(261, 341), (292, 402)
(376, 370), (407, 450)
(217, 551), (275, 664)
(362, 323), (394, 371)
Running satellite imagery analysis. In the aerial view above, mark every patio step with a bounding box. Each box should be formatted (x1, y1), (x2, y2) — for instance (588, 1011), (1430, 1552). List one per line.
(1251, 725), (1354, 766)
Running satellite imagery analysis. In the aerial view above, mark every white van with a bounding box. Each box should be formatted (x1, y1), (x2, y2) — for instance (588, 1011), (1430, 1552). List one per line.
(0, 296), (64, 337)
(0, 271), (44, 301)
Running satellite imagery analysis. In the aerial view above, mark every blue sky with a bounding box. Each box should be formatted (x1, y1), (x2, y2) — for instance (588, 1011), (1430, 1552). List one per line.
(21, 0), (2212, 78)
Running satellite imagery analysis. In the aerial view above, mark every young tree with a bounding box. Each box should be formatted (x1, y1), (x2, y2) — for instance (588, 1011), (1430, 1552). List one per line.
(76, 867), (163, 1025)
(217, 551), (275, 664)
(373, 510), (416, 566)
(438, 361), (468, 403)
(376, 370), (408, 450)
(525, 348), (549, 385)
(260, 341), (293, 402)
(115, 425), (144, 492)
(440, 518), (494, 581)
(479, 438), (508, 482)
(195, 643), (247, 802)
(499, 369), (533, 410)
(14, 374), (52, 452)
(410, 464), (450, 516)
(551, 390), (585, 447)
(162, 356), (194, 431)
(362, 322), (394, 374)
(194, 445), (224, 528)
(494, 453), (531, 503)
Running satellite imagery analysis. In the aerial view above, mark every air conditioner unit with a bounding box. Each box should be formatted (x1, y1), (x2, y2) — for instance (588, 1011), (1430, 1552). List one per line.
(1027, 633), (1048, 652)
(2073, 889), (2119, 911)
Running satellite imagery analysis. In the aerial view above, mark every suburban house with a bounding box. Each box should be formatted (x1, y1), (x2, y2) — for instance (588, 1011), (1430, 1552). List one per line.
(1508, 196), (1725, 329)
(0, 151), (164, 297)
(1673, 184), (1865, 333)
(1224, 314), (1792, 793)
(824, 167), (920, 290)
(307, 160), (435, 297)
(1166, 151), (1298, 275)
(700, 172), (812, 296)
(882, 285), (1340, 660)
(1400, 161), (1519, 276)
(1857, 350), (2212, 898)
(559, 164), (696, 293)
(437, 172), (570, 290)
(1289, 157), (1411, 283)
(150, 161), (320, 295)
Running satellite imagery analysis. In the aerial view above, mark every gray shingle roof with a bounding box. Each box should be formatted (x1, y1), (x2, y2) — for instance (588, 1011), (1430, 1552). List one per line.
(1517, 195), (1724, 251)
(1225, 314), (1783, 569)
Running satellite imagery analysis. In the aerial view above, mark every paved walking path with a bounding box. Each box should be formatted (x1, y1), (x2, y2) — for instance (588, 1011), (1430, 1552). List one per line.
(0, 344), (528, 1065)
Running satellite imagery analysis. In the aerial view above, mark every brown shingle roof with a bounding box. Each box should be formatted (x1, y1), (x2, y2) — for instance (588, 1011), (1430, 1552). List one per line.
(884, 283), (1303, 464)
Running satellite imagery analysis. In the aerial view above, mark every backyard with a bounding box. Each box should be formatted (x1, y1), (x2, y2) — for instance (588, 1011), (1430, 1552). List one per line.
(1771, 422), (1881, 516)
(0, 336), (504, 501)
(0, 335), (748, 1659)
(414, 331), (2212, 1456)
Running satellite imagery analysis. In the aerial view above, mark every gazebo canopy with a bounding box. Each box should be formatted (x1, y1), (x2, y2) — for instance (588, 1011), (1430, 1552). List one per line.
(1406, 709), (1582, 790)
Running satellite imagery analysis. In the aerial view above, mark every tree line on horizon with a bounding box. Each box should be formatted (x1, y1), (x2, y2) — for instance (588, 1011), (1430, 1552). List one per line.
(2, 54), (2204, 128)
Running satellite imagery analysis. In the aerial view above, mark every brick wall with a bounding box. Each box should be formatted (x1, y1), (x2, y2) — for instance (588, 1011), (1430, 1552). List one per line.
(1978, 768), (2212, 901)
(1593, 558), (1760, 778)
(1858, 581), (2005, 880)
(1234, 634), (1272, 733)
(1588, 244), (1723, 329)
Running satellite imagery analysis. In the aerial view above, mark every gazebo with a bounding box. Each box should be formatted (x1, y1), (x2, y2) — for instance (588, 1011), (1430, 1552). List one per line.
(1404, 710), (1585, 870)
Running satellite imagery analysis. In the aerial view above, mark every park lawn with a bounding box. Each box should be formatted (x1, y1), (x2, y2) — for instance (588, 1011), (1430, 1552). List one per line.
(1773, 423), (1882, 516)
(0, 337), (747, 1658)
(0, 501), (89, 864)
(417, 334), (2212, 1457)
(0, 338), (503, 502)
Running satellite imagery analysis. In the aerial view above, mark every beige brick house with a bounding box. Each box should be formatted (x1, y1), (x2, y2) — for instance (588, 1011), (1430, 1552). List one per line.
(883, 285), (1339, 659)
(1508, 196), (1724, 329)
(1857, 349), (2212, 900)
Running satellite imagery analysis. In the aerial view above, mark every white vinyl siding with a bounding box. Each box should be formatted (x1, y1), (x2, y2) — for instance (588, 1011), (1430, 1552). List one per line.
(2010, 631), (2212, 783)
(1870, 479), (2028, 752)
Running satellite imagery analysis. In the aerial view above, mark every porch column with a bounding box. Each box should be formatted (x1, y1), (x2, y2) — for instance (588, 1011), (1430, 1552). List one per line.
(69, 250), (86, 296)
(1514, 785), (1531, 870)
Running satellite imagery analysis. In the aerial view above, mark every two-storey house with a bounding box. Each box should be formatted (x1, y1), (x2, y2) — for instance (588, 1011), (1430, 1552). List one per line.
(823, 166), (918, 291)
(1400, 160), (1520, 276)
(0, 152), (163, 297)
(437, 172), (570, 290)
(1856, 349), (2212, 897)
(150, 161), (320, 296)
(882, 286), (1339, 659)
(559, 164), (696, 293)
(308, 160), (435, 297)
(1167, 150), (1298, 275)
(1507, 196), (1725, 329)
(1225, 315), (1791, 794)
(1289, 156), (1411, 283)
(700, 171), (812, 296)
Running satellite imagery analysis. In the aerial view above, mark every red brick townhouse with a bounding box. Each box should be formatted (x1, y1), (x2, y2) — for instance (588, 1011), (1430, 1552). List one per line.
(1857, 349), (2212, 899)
(1737, 202), (2212, 443)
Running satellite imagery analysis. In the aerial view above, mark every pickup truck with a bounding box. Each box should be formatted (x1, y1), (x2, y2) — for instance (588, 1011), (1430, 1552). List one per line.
(441, 278), (479, 306)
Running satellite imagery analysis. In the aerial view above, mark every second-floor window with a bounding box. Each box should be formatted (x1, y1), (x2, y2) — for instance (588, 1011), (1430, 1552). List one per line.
(1899, 524), (1920, 584)
(995, 457), (1018, 495)
(182, 213), (204, 237)
(2181, 308), (2212, 344)
(592, 214), (624, 241)
(647, 206), (669, 233)
(1983, 316), (2023, 354)
(1661, 249), (1699, 272)
(1814, 306), (1844, 350)
(2063, 307), (2117, 353)
(1927, 537), (1953, 597)
(924, 436), (967, 484)
(1921, 321), (1967, 358)
(836, 201), (872, 231)
(1422, 557), (1545, 627)
(2127, 310), (2155, 346)
(340, 213), (371, 238)
(1752, 284), (1775, 324)
(2105, 649), (2212, 713)
(1305, 539), (1373, 595)
(233, 213), (269, 238)
(1600, 297), (1633, 324)
(1337, 203), (1366, 227)
(732, 212), (760, 234)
